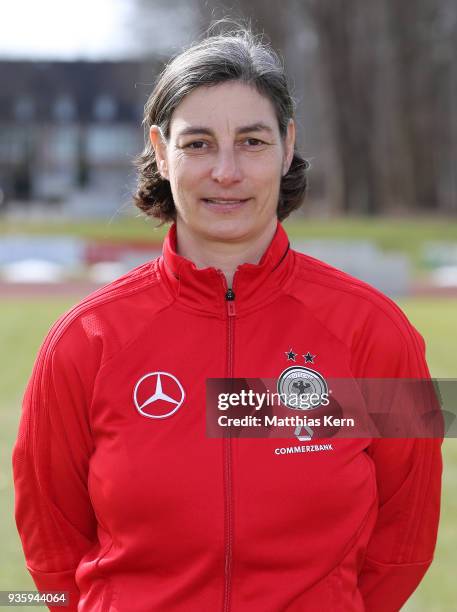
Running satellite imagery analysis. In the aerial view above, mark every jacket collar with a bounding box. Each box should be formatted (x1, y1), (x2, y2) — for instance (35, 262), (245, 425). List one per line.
(158, 222), (293, 317)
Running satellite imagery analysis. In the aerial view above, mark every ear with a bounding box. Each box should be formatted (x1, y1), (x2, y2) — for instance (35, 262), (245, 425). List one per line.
(282, 119), (296, 176)
(149, 125), (169, 180)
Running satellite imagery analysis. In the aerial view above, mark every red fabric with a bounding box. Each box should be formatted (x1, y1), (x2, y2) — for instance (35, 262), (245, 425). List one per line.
(12, 222), (442, 611)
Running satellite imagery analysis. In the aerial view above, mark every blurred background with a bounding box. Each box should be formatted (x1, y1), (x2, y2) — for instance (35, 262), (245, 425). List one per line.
(0, 1), (456, 610)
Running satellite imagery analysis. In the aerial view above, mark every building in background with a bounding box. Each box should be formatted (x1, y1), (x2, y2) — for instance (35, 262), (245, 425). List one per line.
(0, 60), (159, 217)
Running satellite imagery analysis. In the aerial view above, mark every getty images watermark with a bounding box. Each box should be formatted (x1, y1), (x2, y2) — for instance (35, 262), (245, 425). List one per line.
(206, 378), (456, 439)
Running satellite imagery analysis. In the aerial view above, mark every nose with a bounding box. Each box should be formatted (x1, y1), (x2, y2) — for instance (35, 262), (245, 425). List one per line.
(211, 148), (242, 185)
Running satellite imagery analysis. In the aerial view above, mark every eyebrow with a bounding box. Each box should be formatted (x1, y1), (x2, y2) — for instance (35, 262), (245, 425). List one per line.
(176, 122), (275, 138)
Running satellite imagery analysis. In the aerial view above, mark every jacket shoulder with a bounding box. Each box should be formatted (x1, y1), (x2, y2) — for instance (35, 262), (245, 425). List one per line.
(291, 249), (410, 326)
(289, 250), (428, 376)
(34, 259), (170, 369)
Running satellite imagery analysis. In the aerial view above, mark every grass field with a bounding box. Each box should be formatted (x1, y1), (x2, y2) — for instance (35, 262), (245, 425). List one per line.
(0, 296), (455, 610)
(2, 215), (457, 274)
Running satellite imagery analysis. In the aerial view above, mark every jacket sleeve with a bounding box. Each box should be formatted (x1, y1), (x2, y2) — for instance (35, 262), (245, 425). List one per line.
(12, 316), (100, 612)
(352, 306), (443, 612)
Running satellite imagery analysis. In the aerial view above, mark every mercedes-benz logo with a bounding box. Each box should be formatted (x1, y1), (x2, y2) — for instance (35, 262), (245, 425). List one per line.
(133, 372), (185, 419)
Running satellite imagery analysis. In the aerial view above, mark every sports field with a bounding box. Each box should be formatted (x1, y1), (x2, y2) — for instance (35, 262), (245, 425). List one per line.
(2, 216), (457, 273)
(0, 295), (455, 610)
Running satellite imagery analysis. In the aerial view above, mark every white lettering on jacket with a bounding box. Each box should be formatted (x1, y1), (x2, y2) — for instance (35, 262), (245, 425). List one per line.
(274, 444), (334, 455)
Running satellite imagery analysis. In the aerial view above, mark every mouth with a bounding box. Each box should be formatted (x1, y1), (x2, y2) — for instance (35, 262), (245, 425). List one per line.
(201, 197), (251, 211)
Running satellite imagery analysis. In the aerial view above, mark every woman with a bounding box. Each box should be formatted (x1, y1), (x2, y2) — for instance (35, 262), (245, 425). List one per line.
(13, 29), (442, 611)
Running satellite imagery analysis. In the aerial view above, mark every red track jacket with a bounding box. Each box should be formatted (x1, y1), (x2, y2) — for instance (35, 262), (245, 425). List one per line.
(12, 223), (442, 611)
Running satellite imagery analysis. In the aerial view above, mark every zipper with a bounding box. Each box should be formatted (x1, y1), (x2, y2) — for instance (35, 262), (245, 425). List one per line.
(220, 274), (236, 612)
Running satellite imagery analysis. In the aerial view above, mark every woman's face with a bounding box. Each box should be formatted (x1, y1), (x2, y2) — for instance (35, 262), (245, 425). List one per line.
(150, 81), (295, 246)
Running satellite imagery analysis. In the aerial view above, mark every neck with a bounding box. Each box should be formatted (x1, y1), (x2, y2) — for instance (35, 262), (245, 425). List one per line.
(175, 220), (278, 288)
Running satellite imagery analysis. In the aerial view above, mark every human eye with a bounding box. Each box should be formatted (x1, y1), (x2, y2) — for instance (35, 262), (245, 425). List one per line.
(246, 137), (265, 146)
(240, 137), (269, 149)
(188, 140), (207, 149)
(180, 140), (209, 151)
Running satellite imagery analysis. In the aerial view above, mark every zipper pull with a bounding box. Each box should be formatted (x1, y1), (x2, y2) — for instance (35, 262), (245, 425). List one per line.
(225, 288), (236, 316)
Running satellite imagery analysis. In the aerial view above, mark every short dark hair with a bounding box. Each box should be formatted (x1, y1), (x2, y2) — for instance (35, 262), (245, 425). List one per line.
(133, 27), (309, 223)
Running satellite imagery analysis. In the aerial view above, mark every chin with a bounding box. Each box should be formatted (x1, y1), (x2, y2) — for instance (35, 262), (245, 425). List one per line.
(202, 220), (254, 243)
